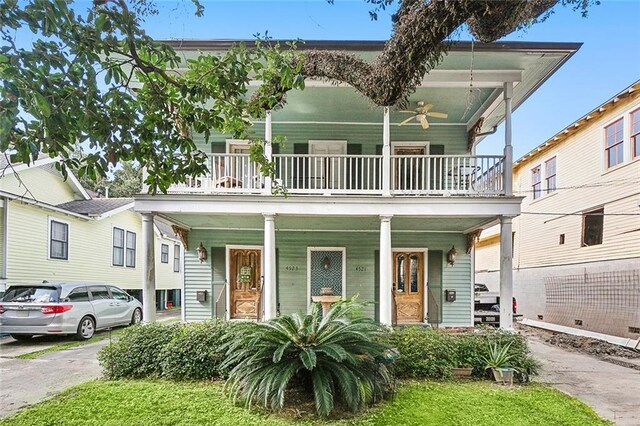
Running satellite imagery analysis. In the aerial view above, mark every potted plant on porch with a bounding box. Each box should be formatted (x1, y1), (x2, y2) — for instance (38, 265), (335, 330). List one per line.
(481, 341), (519, 385)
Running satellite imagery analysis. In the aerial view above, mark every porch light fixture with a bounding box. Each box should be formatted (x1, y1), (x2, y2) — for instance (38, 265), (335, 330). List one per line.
(447, 246), (457, 266)
(196, 242), (208, 263)
(322, 256), (331, 270)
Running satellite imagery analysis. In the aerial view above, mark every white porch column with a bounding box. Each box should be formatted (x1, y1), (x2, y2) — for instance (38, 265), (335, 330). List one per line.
(263, 213), (277, 320)
(263, 110), (273, 195)
(379, 215), (393, 325)
(503, 82), (513, 196)
(141, 212), (157, 323)
(382, 107), (391, 196)
(499, 216), (514, 330)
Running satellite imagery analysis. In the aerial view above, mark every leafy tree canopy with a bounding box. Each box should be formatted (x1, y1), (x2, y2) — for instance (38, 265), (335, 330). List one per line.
(77, 160), (142, 198)
(0, 0), (597, 193)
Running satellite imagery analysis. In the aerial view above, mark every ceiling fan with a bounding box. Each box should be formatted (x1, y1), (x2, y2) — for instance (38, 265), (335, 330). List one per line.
(399, 101), (448, 129)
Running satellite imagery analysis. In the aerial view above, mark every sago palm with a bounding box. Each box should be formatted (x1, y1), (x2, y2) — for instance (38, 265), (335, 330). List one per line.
(222, 299), (392, 417)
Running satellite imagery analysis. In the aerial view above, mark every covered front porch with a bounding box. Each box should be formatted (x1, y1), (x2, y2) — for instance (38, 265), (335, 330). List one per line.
(135, 196), (519, 329)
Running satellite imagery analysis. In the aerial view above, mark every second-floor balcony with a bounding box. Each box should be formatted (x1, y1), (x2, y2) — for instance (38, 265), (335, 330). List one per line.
(167, 153), (505, 196)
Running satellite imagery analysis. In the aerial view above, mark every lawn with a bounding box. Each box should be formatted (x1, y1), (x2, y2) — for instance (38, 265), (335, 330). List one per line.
(0, 380), (609, 426)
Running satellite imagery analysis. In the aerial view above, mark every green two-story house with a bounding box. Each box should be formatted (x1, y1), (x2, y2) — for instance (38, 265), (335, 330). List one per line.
(135, 39), (580, 329)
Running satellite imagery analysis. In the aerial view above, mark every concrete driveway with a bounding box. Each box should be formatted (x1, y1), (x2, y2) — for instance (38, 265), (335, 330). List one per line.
(528, 334), (640, 425)
(0, 309), (181, 419)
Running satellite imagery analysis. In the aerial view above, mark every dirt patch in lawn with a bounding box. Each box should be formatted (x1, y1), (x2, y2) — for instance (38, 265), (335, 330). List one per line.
(517, 323), (640, 370)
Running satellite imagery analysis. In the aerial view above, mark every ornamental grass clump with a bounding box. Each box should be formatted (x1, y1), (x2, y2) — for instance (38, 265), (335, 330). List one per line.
(222, 299), (392, 417)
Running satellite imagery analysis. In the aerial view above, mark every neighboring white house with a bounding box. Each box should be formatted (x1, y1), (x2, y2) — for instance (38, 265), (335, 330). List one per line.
(133, 39), (580, 328)
(0, 155), (183, 314)
(475, 81), (640, 338)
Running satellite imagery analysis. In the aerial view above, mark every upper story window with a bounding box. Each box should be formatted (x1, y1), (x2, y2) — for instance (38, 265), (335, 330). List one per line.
(605, 119), (624, 169)
(50, 220), (69, 260)
(113, 227), (124, 266)
(173, 244), (181, 272)
(125, 231), (136, 268)
(545, 157), (557, 194)
(632, 108), (640, 159)
(531, 165), (542, 200)
(582, 208), (604, 247)
(161, 244), (169, 263)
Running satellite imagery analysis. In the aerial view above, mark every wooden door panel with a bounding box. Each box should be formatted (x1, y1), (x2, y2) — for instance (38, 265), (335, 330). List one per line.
(393, 251), (424, 324)
(230, 248), (262, 320)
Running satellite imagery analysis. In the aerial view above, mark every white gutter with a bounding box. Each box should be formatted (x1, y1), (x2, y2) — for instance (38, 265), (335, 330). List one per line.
(0, 191), (93, 221)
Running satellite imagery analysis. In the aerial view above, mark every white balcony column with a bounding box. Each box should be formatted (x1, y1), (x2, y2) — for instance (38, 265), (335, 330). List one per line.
(503, 82), (513, 196)
(499, 215), (514, 330)
(141, 212), (157, 323)
(382, 106), (391, 196)
(263, 213), (277, 320)
(379, 215), (393, 325)
(263, 110), (273, 194)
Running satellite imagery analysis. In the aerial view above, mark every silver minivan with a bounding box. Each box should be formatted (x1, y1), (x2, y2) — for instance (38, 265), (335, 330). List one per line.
(0, 282), (143, 340)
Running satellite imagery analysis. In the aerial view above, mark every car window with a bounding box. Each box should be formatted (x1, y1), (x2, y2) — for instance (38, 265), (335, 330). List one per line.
(1, 286), (59, 303)
(88, 286), (111, 300)
(110, 287), (129, 301)
(66, 287), (90, 302)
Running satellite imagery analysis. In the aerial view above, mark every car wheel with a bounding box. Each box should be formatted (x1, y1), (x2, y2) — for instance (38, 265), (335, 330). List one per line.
(131, 308), (142, 325)
(76, 316), (95, 340)
(10, 334), (33, 342)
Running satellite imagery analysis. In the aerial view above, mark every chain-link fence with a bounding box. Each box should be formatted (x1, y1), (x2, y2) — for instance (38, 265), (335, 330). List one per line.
(544, 269), (640, 338)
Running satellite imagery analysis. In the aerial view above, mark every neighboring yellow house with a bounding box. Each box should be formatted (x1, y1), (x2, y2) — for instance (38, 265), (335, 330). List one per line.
(0, 155), (183, 314)
(475, 81), (640, 338)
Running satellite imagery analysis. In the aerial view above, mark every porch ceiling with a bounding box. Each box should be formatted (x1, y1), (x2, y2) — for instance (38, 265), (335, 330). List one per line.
(164, 213), (494, 233)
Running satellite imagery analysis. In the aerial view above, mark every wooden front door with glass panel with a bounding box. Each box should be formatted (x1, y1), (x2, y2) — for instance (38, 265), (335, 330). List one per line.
(229, 248), (262, 320)
(392, 251), (425, 324)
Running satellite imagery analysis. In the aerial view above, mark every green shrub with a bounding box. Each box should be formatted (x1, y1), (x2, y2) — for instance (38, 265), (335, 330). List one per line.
(98, 322), (179, 379)
(160, 320), (248, 380)
(386, 327), (539, 382)
(222, 299), (392, 417)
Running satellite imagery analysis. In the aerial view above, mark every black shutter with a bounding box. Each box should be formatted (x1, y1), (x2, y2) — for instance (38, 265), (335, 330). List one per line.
(211, 142), (226, 153)
(272, 143), (280, 155)
(427, 250), (443, 325)
(429, 144), (445, 191)
(293, 143), (309, 189)
(375, 144), (383, 155)
(347, 144), (362, 190)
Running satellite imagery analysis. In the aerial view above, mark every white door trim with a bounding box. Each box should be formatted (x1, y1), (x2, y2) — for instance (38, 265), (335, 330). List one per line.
(308, 140), (348, 154)
(392, 247), (429, 323)
(391, 141), (430, 154)
(225, 244), (263, 321)
(306, 246), (347, 311)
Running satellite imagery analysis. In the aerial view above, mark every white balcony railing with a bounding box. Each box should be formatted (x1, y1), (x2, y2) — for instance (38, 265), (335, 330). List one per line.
(167, 153), (504, 196)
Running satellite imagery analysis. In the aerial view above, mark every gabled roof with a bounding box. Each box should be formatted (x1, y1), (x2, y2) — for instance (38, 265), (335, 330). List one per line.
(56, 198), (134, 218)
(514, 80), (640, 169)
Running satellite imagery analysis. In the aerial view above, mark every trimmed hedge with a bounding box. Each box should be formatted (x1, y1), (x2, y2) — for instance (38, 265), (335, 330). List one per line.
(386, 326), (540, 381)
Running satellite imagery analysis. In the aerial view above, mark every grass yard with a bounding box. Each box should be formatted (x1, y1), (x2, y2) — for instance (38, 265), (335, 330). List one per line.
(0, 380), (609, 426)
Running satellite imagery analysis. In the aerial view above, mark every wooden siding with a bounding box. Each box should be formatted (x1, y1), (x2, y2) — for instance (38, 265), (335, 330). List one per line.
(195, 123), (469, 155)
(184, 227), (472, 326)
(5, 202), (181, 291)
(0, 164), (79, 205)
(476, 95), (640, 271)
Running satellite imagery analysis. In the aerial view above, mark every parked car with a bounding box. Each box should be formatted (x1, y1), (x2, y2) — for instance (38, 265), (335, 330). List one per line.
(473, 283), (518, 326)
(0, 282), (143, 341)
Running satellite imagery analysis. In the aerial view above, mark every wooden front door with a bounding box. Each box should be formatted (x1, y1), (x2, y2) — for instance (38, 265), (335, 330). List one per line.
(392, 251), (425, 324)
(229, 248), (262, 320)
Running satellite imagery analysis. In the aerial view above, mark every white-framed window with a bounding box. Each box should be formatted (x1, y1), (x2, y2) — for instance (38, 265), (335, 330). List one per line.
(125, 231), (136, 268)
(173, 244), (180, 272)
(161, 244), (169, 263)
(112, 227), (125, 266)
(531, 165), (542, 200)
(545, 156), (557, 194)
(605, 118), (624, 169)
(49, 219), (69, 260)
(631, 108), (640, 159)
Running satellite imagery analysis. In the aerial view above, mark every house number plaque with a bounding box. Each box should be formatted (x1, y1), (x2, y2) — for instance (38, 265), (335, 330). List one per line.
(239, 266), (252, 283)
(355, 266), (367, 272)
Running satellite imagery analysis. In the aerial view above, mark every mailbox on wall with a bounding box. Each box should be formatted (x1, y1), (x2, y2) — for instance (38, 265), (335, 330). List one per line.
(196, 290), (207, 302)
(445, 289), (457, 302)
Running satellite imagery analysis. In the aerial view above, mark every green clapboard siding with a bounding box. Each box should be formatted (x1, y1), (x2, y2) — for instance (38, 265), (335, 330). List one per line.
(184, 227), (472, 327)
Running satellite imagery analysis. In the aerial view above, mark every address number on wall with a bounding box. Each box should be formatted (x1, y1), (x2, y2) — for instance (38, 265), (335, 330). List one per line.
(355, 266), (367, 272)
(285, 265), (299, 271)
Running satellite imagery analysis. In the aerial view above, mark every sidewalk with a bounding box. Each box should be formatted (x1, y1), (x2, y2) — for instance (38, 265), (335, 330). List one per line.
(528, 335), (640, 425)
(0, 309), (181, 419)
